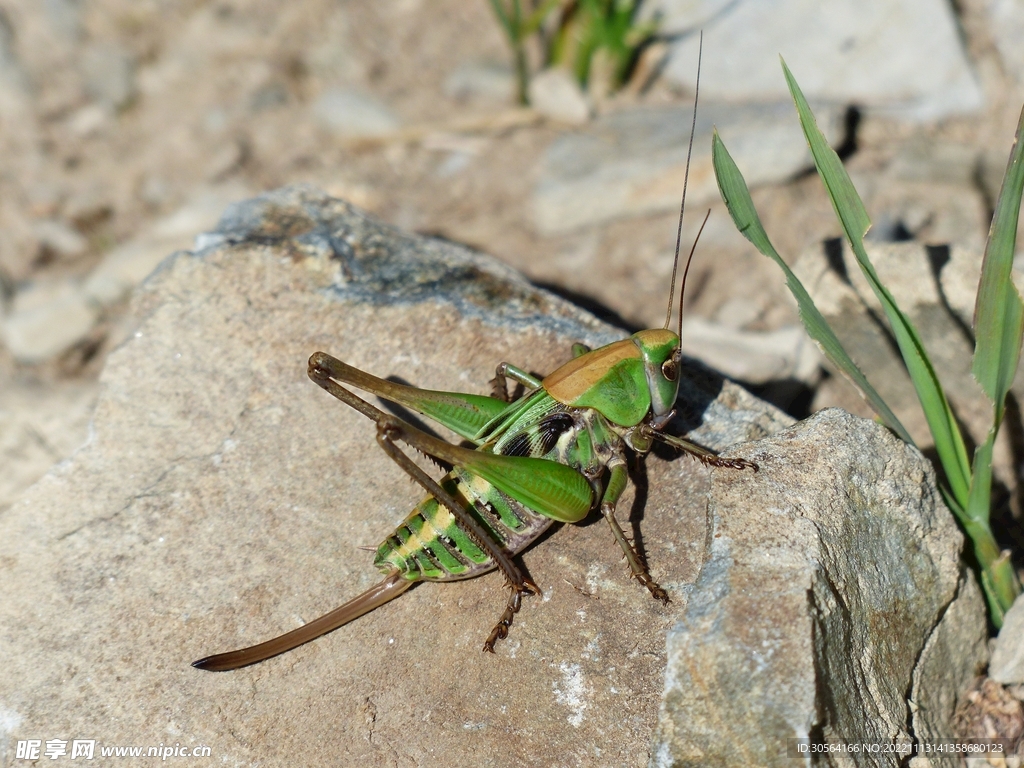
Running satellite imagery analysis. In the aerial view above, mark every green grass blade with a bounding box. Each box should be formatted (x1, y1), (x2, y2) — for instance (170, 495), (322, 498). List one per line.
(939, 483), (1011, 627)
(712, 130), (913, 444)
(963, 105), (1024, 618)
(966, 433), (994, 528)
(489, 0), (513, 37)
(972, 105), (1024, 428)
(960, 437), (1021, 624)
(782, 59), (973, 508)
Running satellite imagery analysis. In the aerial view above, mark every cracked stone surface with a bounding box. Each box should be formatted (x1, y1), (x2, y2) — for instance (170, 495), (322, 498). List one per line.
(652, 409), (988, 767)
(0, 187), (985, 766)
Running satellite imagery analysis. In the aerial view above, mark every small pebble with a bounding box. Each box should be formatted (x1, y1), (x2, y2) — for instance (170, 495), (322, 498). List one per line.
(32, 219), (87, 261)
(82, 44), (137, 110)
(312, 88), (399, 139)
(2, 279), (98, 363)
(528, 68), (590, 125)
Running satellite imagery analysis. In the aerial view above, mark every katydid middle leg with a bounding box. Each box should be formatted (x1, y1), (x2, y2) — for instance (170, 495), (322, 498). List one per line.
(600, 461), (669, 603)
(489, 343), (591, 401)
(490, 362), (542, 402)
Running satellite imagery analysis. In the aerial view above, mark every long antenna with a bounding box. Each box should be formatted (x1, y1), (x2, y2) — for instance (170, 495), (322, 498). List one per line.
(663, 31), (703, 330)
(678, 209), (711, 339)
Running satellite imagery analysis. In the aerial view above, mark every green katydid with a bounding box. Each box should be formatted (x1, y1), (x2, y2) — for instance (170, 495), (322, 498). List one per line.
(193, 45), (757, 673)
(193, 292), (756, 671)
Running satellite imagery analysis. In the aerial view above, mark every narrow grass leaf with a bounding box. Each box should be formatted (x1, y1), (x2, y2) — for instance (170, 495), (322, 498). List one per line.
(712, 130), (912, 444)
(967, 441), (1022, 619)
(782, 59), (972, 508)
(972, 104), (1024, 428)
(965, 105), (1024, 618)
(966, 433), (994, 528)
(489, 0), (513, 36)
(940, 481), (1009, 626)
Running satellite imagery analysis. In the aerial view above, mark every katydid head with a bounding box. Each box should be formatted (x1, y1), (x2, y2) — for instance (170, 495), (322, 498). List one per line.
(631, 328), (681, 422)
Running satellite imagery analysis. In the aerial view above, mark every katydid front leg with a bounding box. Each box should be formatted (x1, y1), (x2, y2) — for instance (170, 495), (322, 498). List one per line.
(600, 461), (669, 603)
(650, 429), (759, 472)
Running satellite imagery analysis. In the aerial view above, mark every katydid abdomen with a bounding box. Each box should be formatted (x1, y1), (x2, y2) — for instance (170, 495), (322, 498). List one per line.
(193, 475), (560, 672)
(377, 471), (556, 582)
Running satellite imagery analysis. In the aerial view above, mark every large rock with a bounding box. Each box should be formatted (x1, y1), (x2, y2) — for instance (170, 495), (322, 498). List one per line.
(0, 185), (787, 765)
(652, 409), (988, 767)
(0, 186), (983, 765)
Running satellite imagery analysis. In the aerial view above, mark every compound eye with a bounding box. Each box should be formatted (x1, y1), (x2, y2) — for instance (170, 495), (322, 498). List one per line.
(661, 358), (678, 382)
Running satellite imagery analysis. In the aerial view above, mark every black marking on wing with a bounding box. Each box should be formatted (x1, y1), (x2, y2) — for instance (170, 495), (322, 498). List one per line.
(501, 431), (533, 458)
(437, 532), (472, 566)
(500, 413), (575, 458)
(537, 413), (575, 455)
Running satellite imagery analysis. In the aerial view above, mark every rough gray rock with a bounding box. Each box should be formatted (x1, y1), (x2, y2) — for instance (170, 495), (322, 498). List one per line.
(0, 187), (983, 766)
(652, 409), (985, 767)
(0, 185), (787, 765)
(912, 571), (989, 752)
